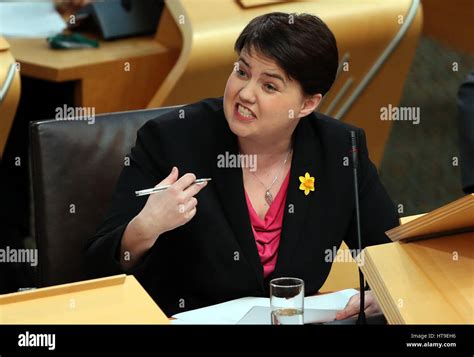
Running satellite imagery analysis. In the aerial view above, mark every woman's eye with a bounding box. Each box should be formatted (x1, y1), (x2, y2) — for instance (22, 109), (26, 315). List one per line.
(236, 69), (247, 77)
(264, 83), (277, 92)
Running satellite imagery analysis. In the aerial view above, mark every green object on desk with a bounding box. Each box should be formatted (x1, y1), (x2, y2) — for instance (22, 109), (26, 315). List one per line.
(47, 33), (99, 49)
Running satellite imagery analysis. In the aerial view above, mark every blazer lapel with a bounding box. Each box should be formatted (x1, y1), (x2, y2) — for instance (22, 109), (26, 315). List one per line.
(211, 114), (265, 290)
(271, 117), (324, 278)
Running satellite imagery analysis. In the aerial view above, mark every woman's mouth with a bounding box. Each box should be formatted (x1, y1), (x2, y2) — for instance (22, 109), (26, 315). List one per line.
(234, 103), (257, 121)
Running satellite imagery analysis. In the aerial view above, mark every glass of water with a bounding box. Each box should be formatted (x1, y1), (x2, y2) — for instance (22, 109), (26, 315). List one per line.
(270, 277), (304, 325)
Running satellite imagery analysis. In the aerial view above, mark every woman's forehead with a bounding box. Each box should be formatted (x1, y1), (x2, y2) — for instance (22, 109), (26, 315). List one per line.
(239, 47), (287, 76)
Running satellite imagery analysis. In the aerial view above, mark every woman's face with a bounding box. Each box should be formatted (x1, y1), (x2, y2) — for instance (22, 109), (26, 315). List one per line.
(223, 48), (320, 148)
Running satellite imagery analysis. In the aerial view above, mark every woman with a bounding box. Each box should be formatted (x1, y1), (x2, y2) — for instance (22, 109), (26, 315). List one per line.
(86, 12), (399, 319)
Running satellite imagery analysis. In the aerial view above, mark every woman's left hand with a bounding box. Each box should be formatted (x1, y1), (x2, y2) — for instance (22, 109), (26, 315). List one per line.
(335, 290), (381, 320)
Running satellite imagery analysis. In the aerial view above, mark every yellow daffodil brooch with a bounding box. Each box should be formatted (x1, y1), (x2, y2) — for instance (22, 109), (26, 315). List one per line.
(299, 172), (315, 195)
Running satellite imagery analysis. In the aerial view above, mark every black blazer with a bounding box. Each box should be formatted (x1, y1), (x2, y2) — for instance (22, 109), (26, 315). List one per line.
(85, 97), (399, 316)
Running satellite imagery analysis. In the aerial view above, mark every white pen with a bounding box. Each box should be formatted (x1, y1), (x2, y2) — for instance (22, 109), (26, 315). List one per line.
(135, 178), (212, 197)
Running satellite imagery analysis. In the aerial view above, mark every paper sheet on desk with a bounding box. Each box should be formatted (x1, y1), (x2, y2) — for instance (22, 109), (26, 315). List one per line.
(0, 3), (66, 38)
(171, 288), (358, 324)
(237, 306), (340, 325)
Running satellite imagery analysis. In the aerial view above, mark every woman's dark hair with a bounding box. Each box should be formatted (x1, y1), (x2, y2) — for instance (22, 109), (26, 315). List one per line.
(234, 12), (339, 96)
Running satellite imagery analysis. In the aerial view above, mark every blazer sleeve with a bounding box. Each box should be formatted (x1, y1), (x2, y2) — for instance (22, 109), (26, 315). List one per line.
(344, 128), (400, 251)
(84, 120), (168, 279)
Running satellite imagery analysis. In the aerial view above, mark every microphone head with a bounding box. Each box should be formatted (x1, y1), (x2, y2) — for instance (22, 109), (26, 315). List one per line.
(349, 131), (358, 168)
(350, 130), (357, 147)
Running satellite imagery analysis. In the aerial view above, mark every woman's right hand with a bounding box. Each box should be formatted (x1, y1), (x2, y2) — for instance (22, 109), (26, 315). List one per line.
(136, 166), (207, 242)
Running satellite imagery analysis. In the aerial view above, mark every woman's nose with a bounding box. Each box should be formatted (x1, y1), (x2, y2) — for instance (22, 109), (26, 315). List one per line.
(239, 82), (257, 103)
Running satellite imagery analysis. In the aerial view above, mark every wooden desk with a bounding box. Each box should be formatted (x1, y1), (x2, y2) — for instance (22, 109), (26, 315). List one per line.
(0, 275), (169, 324)
(7, 36), (179, 113)
(361, 231), (473, 324)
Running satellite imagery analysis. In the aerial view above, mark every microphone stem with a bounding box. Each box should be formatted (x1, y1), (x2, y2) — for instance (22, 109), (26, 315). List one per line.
(357, 270), (366, 324)
(351, 131), (366, 325)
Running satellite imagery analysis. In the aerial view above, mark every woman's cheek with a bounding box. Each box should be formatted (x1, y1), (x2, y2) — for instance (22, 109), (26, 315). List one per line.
(224, 75), (237, 96)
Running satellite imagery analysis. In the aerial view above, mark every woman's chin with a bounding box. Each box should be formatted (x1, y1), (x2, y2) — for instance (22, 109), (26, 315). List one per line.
(227, 120), (254, 139)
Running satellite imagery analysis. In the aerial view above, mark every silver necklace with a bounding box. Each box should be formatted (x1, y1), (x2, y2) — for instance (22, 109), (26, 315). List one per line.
(251, 150), (292, 205)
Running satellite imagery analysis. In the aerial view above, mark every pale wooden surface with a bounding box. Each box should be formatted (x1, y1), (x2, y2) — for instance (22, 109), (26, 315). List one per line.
(387, 194), (474, 242)
(7, 36), (168, 81)
(361, 231), (473, 324)
(319, 241), (359, 292)
(238, 0), (287, 7)
(7, 36), (179, 113)
(0, 275), (169, 324)
(399, 213), (426, 225)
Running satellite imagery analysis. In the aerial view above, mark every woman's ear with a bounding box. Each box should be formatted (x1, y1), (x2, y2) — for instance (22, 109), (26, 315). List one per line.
(298, 93), (323, 118)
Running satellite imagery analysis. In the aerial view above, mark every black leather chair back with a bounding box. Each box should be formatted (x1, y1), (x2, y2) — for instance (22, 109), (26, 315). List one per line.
(29, 106), (176, 287)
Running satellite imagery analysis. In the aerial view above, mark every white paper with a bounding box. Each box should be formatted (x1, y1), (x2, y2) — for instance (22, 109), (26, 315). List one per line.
(171, 296), (269, 325)
(237, 306), (339, 325)
(171, 289), (358, 325)
(0, 2), (66, 38)
(304, 288), (359, 310)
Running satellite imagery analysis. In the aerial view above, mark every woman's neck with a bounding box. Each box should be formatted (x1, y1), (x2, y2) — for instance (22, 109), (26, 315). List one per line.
(238, 135), (293, 170)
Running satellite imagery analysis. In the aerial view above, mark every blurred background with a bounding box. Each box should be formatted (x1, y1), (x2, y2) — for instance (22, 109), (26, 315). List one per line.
(0, 0), (473, 293)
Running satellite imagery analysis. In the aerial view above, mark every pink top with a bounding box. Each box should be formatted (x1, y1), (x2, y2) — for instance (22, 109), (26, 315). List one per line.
(244, 171), (291, 278)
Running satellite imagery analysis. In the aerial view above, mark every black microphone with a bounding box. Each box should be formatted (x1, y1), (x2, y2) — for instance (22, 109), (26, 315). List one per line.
(350, 130), (366, 325)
